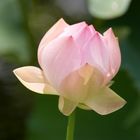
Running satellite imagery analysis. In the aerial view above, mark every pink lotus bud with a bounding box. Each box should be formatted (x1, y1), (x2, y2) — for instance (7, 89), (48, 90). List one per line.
(13, 18), (126, 116)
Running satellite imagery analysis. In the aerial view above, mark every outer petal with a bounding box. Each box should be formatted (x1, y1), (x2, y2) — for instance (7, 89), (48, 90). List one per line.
(40, 36), (81, 89)
(62, 22), (87, 36)
(38, 18), (69, 65)
(88, 25), (96, 34)
(60, 22), (96, 49)
(84, 33), (110, 76)
(103, 28), (121, 83)
(72, 25), (95, 50)
(13, 66), (58, 95)
(59, 64), (104, 103)
(84, 87), (126, 115)
(58, 96), (78, 116)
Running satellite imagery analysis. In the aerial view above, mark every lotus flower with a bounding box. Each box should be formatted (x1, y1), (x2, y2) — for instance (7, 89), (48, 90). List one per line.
(13, 18), (126, 116)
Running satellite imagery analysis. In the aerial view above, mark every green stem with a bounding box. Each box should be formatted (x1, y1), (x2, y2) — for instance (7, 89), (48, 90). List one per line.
(66, 111), (76, 140)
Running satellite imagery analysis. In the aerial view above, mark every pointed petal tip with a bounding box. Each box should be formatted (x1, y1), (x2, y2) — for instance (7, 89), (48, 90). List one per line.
(13, 68), (20, 81)
(13, 66), (59, 95)
(88, 25), (96, 34)
(13, 68), (17, 75)
(59, 18), (64, 21)
(100, 99), (127, 115)
(84, 87), (126, 116)
(72, 21), (88, 29)
(13, 66), (45, 94)
(13, 67), (26, 77)
(78, 21), (87, 25)
(13, 67), (25, 79)
(58, 18), (67, 24)
(103, 27), (115, 37)
(13, 67), (21, 73)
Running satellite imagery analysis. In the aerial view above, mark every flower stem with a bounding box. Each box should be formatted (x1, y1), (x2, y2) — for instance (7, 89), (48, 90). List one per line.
(66, 111), (76, 140)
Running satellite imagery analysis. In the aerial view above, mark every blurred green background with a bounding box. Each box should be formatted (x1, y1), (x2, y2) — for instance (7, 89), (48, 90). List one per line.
(0, 0), (140, 140)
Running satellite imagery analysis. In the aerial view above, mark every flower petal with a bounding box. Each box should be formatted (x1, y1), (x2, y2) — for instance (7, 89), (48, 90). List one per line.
(78, 103), (91, 110)
(38, 18), (69, 65)
(61, 22), (92, 45)
(88, 25), (96, 34)
(58, 96), (78, 116)
(40, 36), (81, 89)
(60, 23), (96, 49)
(84, 87), (126, 115)
(13, 66), (58, 95)
(84, 33), (110, 76)
(73, 25), (94, 49)
(59, 64), (104, 103)
(103, 28), (121, 83)
(59, 64), (93, 102)
(62, 22), (87, 37)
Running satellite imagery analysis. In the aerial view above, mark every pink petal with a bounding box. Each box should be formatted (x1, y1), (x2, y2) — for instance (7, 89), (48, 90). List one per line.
(58, 96), (78, 116)
(103, 28), (121, 83)
(84, 87), (126, 115)
(61, 22), (87, 37)
(88, 25), (96, 34)
(61, 22), (96, 48)
(72, 25), (94, 49)
(38, 18), (69, 65)
(40, 36), (81, 89)
(83, 33), (110, 76)
(13, 66), (58, 95)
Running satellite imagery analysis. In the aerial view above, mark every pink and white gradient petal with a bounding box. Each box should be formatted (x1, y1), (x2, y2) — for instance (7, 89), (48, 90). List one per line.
(13, 66), (58, 94)
(103, 28), (121, 84)
(38, 18), (69, 65)
(59, 64), (105, 104)
(84, 87), (126, 115)
(39, 36), (81, 89)
(83, 33), (110, 78)
(60, 22), (96, 49)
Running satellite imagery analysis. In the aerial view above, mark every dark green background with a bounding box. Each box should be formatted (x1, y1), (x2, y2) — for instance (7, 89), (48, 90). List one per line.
(0, 0), (140, 140)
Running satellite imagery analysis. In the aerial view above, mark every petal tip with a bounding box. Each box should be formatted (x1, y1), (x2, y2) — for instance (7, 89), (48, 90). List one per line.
(13, 66), (46, 94)
(84, 87), (126, 116)
(59, 18), (67, 24)
(100, 98), (127, 115)
(13, 67), (24, 79)
(104, 27), (115, 37)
